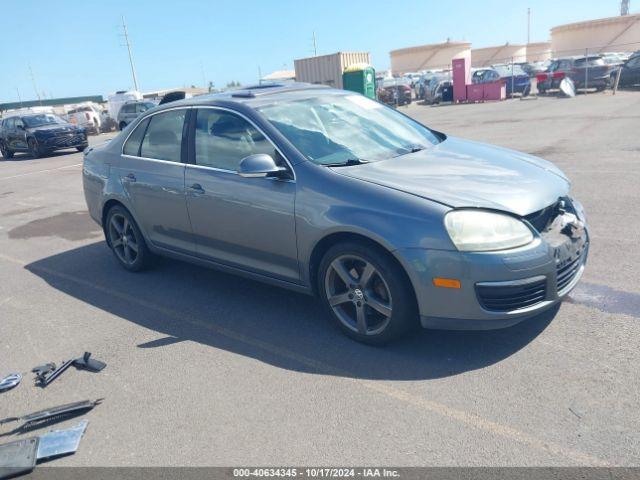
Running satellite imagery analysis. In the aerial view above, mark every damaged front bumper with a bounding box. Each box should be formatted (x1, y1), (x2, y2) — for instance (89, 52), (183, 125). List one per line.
(397, 201), (589, 330)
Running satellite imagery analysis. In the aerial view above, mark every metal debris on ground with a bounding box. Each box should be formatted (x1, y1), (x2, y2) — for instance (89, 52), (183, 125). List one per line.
(32, 352), (106, 387)
(36, 419), (88, 460)
(0, 399), (103, 435)
(0, 373), (21, 393)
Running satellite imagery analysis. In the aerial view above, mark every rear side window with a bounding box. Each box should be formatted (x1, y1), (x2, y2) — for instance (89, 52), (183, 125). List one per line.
(194, 109), (277, 171)
(121, 104), (134, 114)
(140, 110), (186, 162)
(123, 118), (150, 156)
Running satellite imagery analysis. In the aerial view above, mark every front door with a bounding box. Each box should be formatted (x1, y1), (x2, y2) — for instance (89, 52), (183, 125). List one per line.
(118, 108), (194, 253)
(184, 107), (299, 282)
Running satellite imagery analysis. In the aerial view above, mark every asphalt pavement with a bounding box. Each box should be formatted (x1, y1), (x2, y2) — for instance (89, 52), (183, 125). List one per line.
(0, 91), (639, 467)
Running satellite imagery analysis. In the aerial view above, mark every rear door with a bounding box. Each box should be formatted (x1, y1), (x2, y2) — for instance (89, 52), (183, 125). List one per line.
(119, 108), (195, 254)
(184, 107), (299, 282)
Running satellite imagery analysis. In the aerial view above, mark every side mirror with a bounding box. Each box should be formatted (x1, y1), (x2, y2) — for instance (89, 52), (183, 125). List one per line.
(238, 154), (288, 179)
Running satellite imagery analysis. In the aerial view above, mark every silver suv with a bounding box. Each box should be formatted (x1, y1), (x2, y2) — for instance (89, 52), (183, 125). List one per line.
(116, 101), (156, 131)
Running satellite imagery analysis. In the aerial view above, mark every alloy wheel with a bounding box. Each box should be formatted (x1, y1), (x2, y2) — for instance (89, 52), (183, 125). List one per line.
(108, 213), (139, 266)
(324, 254), (393, 336)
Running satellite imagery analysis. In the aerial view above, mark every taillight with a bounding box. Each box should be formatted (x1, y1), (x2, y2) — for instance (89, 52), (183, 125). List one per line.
(552, 72), (565, 79)
(536, 73), (548, 82)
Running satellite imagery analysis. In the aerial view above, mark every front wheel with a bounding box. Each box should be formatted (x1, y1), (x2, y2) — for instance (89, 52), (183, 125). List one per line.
(318, 242), (418, 345)
(105, 206), (153, 272)
(27, 138), (45, 158)
(119, 122), (127, 131)
(0, 142), (14, 159)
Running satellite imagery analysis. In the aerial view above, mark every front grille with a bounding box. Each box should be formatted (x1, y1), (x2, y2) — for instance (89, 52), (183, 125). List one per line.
(48, 134), (83, 147)
(476, 277), (547, 312)
(556, 255), (582, 293)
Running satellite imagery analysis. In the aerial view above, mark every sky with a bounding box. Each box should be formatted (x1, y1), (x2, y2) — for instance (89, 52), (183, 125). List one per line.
(0, 0), (633, 102)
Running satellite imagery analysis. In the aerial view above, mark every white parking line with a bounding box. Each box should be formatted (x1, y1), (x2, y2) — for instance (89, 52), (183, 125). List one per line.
(0, 163), (82, 181)
(0, 251), (610, 466)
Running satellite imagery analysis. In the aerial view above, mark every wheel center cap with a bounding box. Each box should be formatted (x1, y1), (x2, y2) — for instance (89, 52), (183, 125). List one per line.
(353, 288), (364, 301)
(122, 236), (128, 245)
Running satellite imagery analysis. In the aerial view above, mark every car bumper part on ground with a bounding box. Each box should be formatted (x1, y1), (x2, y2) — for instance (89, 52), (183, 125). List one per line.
(397, 225), (589, 330)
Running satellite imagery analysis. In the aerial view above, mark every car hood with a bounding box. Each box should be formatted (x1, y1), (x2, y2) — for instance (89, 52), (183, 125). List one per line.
(330, 136), (570, 217)
(31, 124), (79, 134)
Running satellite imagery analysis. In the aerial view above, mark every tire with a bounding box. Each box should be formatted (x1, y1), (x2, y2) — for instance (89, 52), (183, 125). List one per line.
(76, 146), (87, 152)
(318, 241), (418, 345)
(119, 121), (127, 131)
(0, 142), (14, 159)
(105, 205), (153, 272)
(27, 138), (45, 158)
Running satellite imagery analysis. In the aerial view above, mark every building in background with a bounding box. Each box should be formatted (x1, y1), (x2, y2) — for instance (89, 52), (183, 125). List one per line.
(294, 52), (370, 89)
(551, 13), (640, 56)
(471, 43), (527, 67)
(389, 41), (471, 74)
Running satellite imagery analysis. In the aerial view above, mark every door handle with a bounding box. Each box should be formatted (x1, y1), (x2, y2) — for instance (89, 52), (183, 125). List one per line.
(123, 173), (136, 182)
(188, 183), (205, 194)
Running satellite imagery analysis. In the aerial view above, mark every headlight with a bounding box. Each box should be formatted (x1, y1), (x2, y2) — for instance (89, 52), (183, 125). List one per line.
(444, 210), (534, 252)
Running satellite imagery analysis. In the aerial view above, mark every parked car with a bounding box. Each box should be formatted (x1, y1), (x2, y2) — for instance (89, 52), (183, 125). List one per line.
(423, 74), (449, 104)
(377, 78), (412, 106)
(0, 113), (87, 159)
(536, 56), (612, 93)
(514, 62), (546, 77)
(67, 103), (103, 134)
(116, 101), (156, 130)
(415, 71), (445, 100)
(430, 80), (453, 104)
(491, 64), (532, 96)
(83, 83), (588, 344)
(613, 51), (640, 88)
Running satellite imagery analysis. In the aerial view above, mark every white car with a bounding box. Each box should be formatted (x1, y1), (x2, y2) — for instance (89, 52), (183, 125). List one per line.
(67, 103), (103, 134)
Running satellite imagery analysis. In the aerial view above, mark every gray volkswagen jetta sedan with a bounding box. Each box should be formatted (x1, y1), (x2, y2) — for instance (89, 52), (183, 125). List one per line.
(83, 83), (588, 344)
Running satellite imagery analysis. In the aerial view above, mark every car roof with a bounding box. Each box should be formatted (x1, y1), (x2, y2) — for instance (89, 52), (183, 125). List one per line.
(149, 82), (342, 111)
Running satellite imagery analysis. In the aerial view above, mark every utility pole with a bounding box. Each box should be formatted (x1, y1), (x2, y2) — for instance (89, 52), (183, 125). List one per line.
(28, 64), (42, 105)
(121, 16), (140, 91)
(621, 0), (630, 15)
(16, 87), (23, 107)
(312, 31), (318, 56)
(527, 8), (531, 44)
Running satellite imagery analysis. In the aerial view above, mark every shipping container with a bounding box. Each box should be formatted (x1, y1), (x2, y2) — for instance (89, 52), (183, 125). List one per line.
(294, 52), (371, 89)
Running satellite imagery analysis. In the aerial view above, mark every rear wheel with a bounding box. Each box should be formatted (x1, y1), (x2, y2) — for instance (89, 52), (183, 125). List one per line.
(0, 142), (13, 159)
(76, 146), (87, 152)
(318, 242), (418, 345)
(105, 206), (153, 272)
(119, 121), (127, 131)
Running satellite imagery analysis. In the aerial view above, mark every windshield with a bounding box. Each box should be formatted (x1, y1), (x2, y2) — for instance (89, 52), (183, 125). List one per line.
(493, 65), (527, 77)
(257, 94), (441, 165)
(22, 114), (66, 127)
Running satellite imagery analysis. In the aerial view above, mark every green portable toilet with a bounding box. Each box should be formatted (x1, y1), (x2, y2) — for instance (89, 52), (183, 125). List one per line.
(343, 64), (376, 99)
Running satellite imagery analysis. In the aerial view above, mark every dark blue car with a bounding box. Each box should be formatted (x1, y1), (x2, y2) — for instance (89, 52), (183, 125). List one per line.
(473, 65), (531, 97)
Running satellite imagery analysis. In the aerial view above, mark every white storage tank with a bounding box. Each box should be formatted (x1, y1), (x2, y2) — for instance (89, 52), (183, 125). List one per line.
(294, 52), (371, 89)
(389, 41), (471, 74)
(471, 43), (527, 67)
(526, 42), (552, 62)
(551, 14), (640, 56)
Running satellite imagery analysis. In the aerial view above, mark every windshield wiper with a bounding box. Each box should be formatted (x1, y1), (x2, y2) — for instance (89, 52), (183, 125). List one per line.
(394, 144), (428, 157)
(324, 158), (370, 167)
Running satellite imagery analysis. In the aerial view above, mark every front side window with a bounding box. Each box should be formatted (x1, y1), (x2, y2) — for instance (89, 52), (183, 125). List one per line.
(123, 118), (150, 156)
(257, 94), (440, 166)
(194, 109), (277, 171)
(139, 110), (186, 162)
